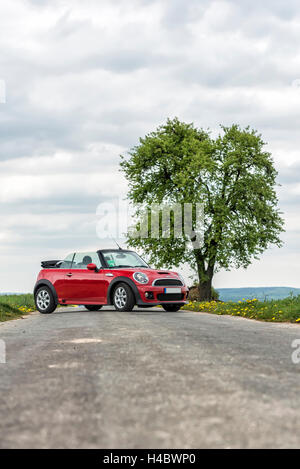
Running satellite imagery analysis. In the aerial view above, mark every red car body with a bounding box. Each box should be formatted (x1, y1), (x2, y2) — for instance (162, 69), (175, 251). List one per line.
(34, 249), (188, 313)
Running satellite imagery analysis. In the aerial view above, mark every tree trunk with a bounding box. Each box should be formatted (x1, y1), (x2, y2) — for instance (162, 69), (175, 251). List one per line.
(198, 275), (213, 301)
(193, 249), (214, 301)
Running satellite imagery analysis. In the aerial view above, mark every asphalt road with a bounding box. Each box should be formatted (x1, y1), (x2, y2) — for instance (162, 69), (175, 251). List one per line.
(1, 306), (300, 448)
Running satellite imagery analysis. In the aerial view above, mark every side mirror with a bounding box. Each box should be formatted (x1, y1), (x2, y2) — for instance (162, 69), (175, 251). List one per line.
(87, 263), (97, 271)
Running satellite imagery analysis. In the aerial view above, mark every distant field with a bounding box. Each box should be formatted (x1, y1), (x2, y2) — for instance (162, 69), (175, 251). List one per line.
(0, 294), (35, 322)
(216, 287), (300, 302)
(183, 295), (300, 323)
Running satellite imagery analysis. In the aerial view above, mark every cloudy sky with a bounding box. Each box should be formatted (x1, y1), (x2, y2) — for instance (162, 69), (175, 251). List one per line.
(1, 0), (300, 292)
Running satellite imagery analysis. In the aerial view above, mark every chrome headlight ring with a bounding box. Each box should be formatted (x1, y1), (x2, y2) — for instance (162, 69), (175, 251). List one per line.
(133, 272), (149, 284)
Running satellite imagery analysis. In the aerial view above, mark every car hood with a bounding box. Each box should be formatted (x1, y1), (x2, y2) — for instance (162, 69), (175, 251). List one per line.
(106, 267), (181, 280)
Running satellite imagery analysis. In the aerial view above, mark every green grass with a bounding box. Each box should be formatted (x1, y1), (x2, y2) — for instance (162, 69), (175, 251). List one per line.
(2, 293), (300, 324)
(183, 294), (300, 323)
(0, 294), (35, 322)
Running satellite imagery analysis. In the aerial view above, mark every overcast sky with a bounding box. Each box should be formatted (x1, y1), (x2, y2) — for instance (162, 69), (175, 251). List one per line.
(1, 0), (300, 292)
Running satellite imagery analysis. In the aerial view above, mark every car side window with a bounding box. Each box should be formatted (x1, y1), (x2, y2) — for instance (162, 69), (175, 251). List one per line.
(71, 252), (102, 270)
(59, 253), (75, 269)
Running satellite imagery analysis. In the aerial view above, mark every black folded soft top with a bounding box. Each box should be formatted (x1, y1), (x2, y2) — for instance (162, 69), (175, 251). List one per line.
(41, 260), (61, 269)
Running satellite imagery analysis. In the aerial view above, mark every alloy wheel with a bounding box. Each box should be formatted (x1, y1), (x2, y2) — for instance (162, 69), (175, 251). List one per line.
(36, 289), (50, 311)
(114, 286), (127, 308)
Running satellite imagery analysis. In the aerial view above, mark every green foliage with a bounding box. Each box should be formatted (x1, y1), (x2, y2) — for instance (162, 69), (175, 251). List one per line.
(120, 118), (285, 299)
(0, 294), (35, 322)
(183, 295), (300, 323)
(211, 286), (220, 301)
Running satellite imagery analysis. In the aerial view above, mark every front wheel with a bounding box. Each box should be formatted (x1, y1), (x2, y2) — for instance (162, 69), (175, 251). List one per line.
(113, 283), (135, 312)
(162, 304), (183, 312)
(35, 286), (57, 314)
(84, 305), (103, 311)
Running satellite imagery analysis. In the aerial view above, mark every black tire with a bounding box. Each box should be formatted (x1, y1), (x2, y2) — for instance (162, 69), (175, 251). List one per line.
(35, 286), (57, 314)
(84, 305), (103, 311)
(162, 304), (184, 312)
(113, 282), (135, 312)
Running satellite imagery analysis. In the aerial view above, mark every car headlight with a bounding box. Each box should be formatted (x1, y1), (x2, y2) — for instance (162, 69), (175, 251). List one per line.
(133, 272), (149, 284)
(178, 274), (185, 286)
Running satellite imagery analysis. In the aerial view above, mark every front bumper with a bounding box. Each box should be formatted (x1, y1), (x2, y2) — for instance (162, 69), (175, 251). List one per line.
(136, 284), (189, 305)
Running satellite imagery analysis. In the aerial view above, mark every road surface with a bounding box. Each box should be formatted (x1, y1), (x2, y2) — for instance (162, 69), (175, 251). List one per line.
(1, 306), (300, 448)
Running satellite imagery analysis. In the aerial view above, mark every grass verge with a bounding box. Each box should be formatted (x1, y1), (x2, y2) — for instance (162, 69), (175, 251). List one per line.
(0, 294), (35, 322)
(182, 295), (300, 323)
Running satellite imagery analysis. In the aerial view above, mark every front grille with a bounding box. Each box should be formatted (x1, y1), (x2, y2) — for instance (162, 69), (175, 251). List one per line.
(153, 278), (183, 286)
(157, 293), (184, 301)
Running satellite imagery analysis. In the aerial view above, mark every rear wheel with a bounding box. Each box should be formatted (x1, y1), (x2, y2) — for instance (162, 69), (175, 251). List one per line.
(35, 286), (57, 314)
(162, 304), (183, 312)
(113, 283), (135, 312)
(84, 305), (103, 311)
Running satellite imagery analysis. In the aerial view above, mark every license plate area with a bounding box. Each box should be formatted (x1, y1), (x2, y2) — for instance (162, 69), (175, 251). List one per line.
(164, 287), (181, 294)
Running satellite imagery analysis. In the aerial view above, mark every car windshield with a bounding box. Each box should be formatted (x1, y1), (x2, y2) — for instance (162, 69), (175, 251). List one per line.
(102, 251), (149, 268)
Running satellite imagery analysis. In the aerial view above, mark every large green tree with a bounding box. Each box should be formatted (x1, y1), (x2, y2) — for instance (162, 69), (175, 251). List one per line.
(120, 118), (284, 300)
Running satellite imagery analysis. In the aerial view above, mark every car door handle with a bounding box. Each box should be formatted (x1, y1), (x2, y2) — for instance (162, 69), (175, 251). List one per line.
(105, 273), (114, 277)
(66, 273), (73, 277)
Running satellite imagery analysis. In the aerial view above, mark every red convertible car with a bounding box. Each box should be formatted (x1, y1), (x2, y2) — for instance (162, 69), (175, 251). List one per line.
(34, 249), (188, 314)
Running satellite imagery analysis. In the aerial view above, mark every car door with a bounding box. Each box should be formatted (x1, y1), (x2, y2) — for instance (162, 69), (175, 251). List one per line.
(52, 253), (75, 301)
(66, 252), (106, 303)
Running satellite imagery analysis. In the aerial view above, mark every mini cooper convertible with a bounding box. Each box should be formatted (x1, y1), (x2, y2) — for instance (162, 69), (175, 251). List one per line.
(34, 249), (188, 314)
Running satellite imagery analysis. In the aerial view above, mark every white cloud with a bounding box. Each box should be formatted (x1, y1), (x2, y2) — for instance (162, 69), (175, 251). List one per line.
(0, 0), (300, 290)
